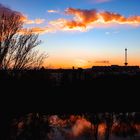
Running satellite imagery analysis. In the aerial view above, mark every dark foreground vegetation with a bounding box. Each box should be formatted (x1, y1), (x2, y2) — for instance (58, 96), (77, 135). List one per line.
(0, 69), (140, 110)
(1, 68), (140, 90)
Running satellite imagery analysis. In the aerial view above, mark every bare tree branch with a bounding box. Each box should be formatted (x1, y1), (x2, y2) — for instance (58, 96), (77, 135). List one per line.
(0, 5), (47, 70)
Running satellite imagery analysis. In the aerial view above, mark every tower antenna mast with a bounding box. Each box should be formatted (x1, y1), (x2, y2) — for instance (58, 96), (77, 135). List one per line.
(124, 48), (128, 66)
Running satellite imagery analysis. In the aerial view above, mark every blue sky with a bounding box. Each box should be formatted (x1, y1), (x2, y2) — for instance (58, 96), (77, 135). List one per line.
(1, 0), (140, 68)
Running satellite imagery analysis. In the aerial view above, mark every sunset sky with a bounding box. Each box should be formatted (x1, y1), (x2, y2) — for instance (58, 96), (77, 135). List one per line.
(1, 0), (140, 68)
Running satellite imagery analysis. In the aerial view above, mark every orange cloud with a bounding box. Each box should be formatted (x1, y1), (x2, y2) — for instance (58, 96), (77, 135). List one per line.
(20, 15), (45, 24)
(24, 18), (45, 24)
(1, 4), (140, 34)
(19, 26), (55, 34)
(17, 7), (140, 34)
(66, 8), (98, 24)
(49, 18), (87, 32)
(47, 10), (59, 13)
(45, 8), (140, 32)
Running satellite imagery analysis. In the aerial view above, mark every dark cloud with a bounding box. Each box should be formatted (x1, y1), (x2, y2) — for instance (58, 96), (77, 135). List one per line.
(95, 60), (110, 63)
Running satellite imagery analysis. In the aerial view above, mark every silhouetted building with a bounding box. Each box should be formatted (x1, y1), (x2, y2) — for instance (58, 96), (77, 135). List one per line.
(92, 65), (139, 73)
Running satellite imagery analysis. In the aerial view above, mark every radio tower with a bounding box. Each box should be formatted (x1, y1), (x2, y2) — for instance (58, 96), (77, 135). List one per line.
(124, 48), (128, 66)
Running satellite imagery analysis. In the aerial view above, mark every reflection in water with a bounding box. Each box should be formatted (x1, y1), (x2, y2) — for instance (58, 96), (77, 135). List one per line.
(10, 113), (140, 140)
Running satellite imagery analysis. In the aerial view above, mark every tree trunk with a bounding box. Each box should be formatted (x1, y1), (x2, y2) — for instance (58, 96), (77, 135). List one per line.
(94, 124), (98, 140)
(91, 122), (93, 140)
(105, 124), (111, 140)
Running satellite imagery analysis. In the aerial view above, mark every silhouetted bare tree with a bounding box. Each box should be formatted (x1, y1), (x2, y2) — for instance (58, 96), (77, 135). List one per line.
(0, 8), (22, 68)
(0, 5), (46, 70)
(2, 30), (46, 70)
